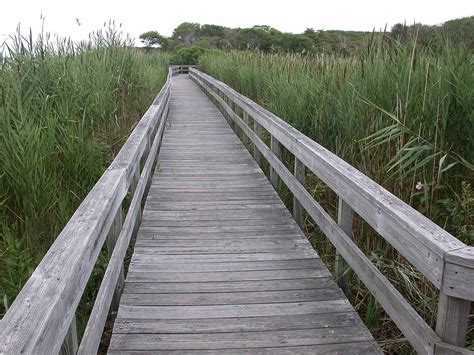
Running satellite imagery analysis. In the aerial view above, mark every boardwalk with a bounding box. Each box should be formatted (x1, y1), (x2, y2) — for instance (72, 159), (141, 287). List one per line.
(108, 75), (380, 353)
(1, 68), (471, 354)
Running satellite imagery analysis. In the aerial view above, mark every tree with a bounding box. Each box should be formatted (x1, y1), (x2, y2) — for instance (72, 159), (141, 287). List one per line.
(275, 33), (314, 53)
(172, 22), (201, 45)
(200, 24), (226, 38)
(174, 46), (206, 65)
(236, 26), (279, 51)
(139, 31), (171, 50)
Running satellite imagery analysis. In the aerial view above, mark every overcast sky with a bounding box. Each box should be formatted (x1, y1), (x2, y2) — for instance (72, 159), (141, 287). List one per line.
(1, 0), (473, 46)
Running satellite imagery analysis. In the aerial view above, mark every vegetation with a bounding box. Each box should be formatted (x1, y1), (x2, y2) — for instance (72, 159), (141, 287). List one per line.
(0, 24), (172, 323)
(140, 16), (474, 55)
(198, 31), (473, 352)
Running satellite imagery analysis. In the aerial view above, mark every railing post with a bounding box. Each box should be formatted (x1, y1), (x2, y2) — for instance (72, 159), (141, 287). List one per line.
(335, 197), (353, 294)
(253, 120), (263, 167)
(62, 315), (78, 355)
(270, 136), (281, 188)
(293, 158), (306, 228)
(435, 292), (470, 347)
(107, 206), (124, 318)
(242, 111), (250, 149)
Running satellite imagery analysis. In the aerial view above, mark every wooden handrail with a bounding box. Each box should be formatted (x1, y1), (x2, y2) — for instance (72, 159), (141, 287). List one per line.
(190, 68), (473, 354)
(0, 65), (192, 354)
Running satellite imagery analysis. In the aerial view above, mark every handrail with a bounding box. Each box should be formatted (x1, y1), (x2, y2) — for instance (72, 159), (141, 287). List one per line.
(0, 65), (192, 354)
(189, 68), (473, 354)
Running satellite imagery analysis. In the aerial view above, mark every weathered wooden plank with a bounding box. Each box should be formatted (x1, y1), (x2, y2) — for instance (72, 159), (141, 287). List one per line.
(121, 288), (343, 306)
(123, 278), (334, 294)
(435, 292), (471, 347)
(335, 197), (353, 294)
(128, 259), (321, 272)
(293, 157), (305, 228)
(107, 342), (381, 354)
(112, 312), (362, 334)
(270, 135), (281, 188)
(129, 251), (318, 264)
(126, 268), (328, 283)
(117, 300), (354, 320)
(108, 327), (373, 351)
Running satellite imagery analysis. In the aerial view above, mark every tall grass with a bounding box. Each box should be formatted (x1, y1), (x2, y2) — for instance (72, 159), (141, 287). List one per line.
(0, 24), (172, 316)
(199, 35), (473, 352)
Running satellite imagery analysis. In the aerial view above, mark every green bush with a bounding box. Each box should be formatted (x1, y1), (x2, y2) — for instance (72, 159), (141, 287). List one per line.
(174, 46), (206, 64)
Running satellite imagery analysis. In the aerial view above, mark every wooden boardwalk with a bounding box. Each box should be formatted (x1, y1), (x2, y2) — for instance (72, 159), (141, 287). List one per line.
(108, 75), (380, 353)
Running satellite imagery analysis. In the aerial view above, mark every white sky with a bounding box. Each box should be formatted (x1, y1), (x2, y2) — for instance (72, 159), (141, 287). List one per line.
(1, 0), (473, 46)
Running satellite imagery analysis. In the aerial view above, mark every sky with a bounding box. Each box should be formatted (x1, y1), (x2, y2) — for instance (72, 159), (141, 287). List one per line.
(1, 0), (473, 46)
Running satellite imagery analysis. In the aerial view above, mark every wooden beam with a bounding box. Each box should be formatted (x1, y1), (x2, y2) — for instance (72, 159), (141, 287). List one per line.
(293, 158), (305, 228)
(335, 197), (353, 294)
(242, 111), (250, 149)
(270, 136), (281, 188)
(435, 292), (470, 347)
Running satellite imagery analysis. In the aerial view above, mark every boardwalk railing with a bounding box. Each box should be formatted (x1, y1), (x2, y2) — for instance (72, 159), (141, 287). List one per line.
(0, 65), (192, 354)
(190, 68), (473, 355)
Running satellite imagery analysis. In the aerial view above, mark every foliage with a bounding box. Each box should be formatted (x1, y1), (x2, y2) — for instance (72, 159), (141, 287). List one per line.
(139, 30), (171, 50)
(142, 16), (474, 57)
(174, 46), (206, 65)
(0, 24), (172, 320)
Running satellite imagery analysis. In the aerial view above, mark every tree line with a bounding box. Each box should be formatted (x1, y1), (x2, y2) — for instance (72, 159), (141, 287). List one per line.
(140, 16), (474, 55)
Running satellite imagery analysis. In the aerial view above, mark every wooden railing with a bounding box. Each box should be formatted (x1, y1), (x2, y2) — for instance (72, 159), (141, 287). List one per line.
(189, 68), (473, 355)
(0, 65), (192, 354)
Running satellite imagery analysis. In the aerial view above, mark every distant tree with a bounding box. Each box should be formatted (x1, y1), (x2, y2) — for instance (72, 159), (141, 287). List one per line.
(275, 33), (314, 53)
(236, 26), (279, 51)
(172, 22), (201, 45)
(139, 31), (171, 50)
(200, 24), (226, 38)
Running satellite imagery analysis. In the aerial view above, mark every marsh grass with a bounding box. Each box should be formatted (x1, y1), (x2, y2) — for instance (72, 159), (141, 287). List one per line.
(0, 24), (172, 320)
(199, 33), (473, 352)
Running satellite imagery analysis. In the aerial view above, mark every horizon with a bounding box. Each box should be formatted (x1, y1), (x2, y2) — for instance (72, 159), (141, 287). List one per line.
(1, 0), (473, 47)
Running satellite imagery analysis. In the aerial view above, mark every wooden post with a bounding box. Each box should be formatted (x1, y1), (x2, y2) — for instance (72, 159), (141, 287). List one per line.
(242, 111), (250, 149)
(253, 120), (263, 167)
(107, 206), (124, 318)
(62, 315), (78, 355)
(435, 292), (470, 347)
(270, 136), (281, 188)
(335, 197), (353, 294)
(293, 158), (305, 228)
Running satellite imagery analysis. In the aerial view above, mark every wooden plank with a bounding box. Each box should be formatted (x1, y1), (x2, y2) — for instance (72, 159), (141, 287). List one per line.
(107, 206), (124, 316)
(270, 135), (281, 188)
(435, 292), (471, 347)
(128, 259), (322, 272)
(121, 288), (343, 306)
(108, 327), (374, 351)
(108, 342), (381, 354)
(112, 312), (363, 334)
(335, 197), (353, 294)
(116, 300), (354, 320)
(126, 268), (329, 283)
(123, 278), (335, 294)
(293, 157), (305, 228)
(242, 111), (251, 148)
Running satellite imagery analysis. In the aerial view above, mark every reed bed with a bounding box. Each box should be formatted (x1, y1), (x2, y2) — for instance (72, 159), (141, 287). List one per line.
(0, 25), (171, 323)
(199, 35), (473, 352)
